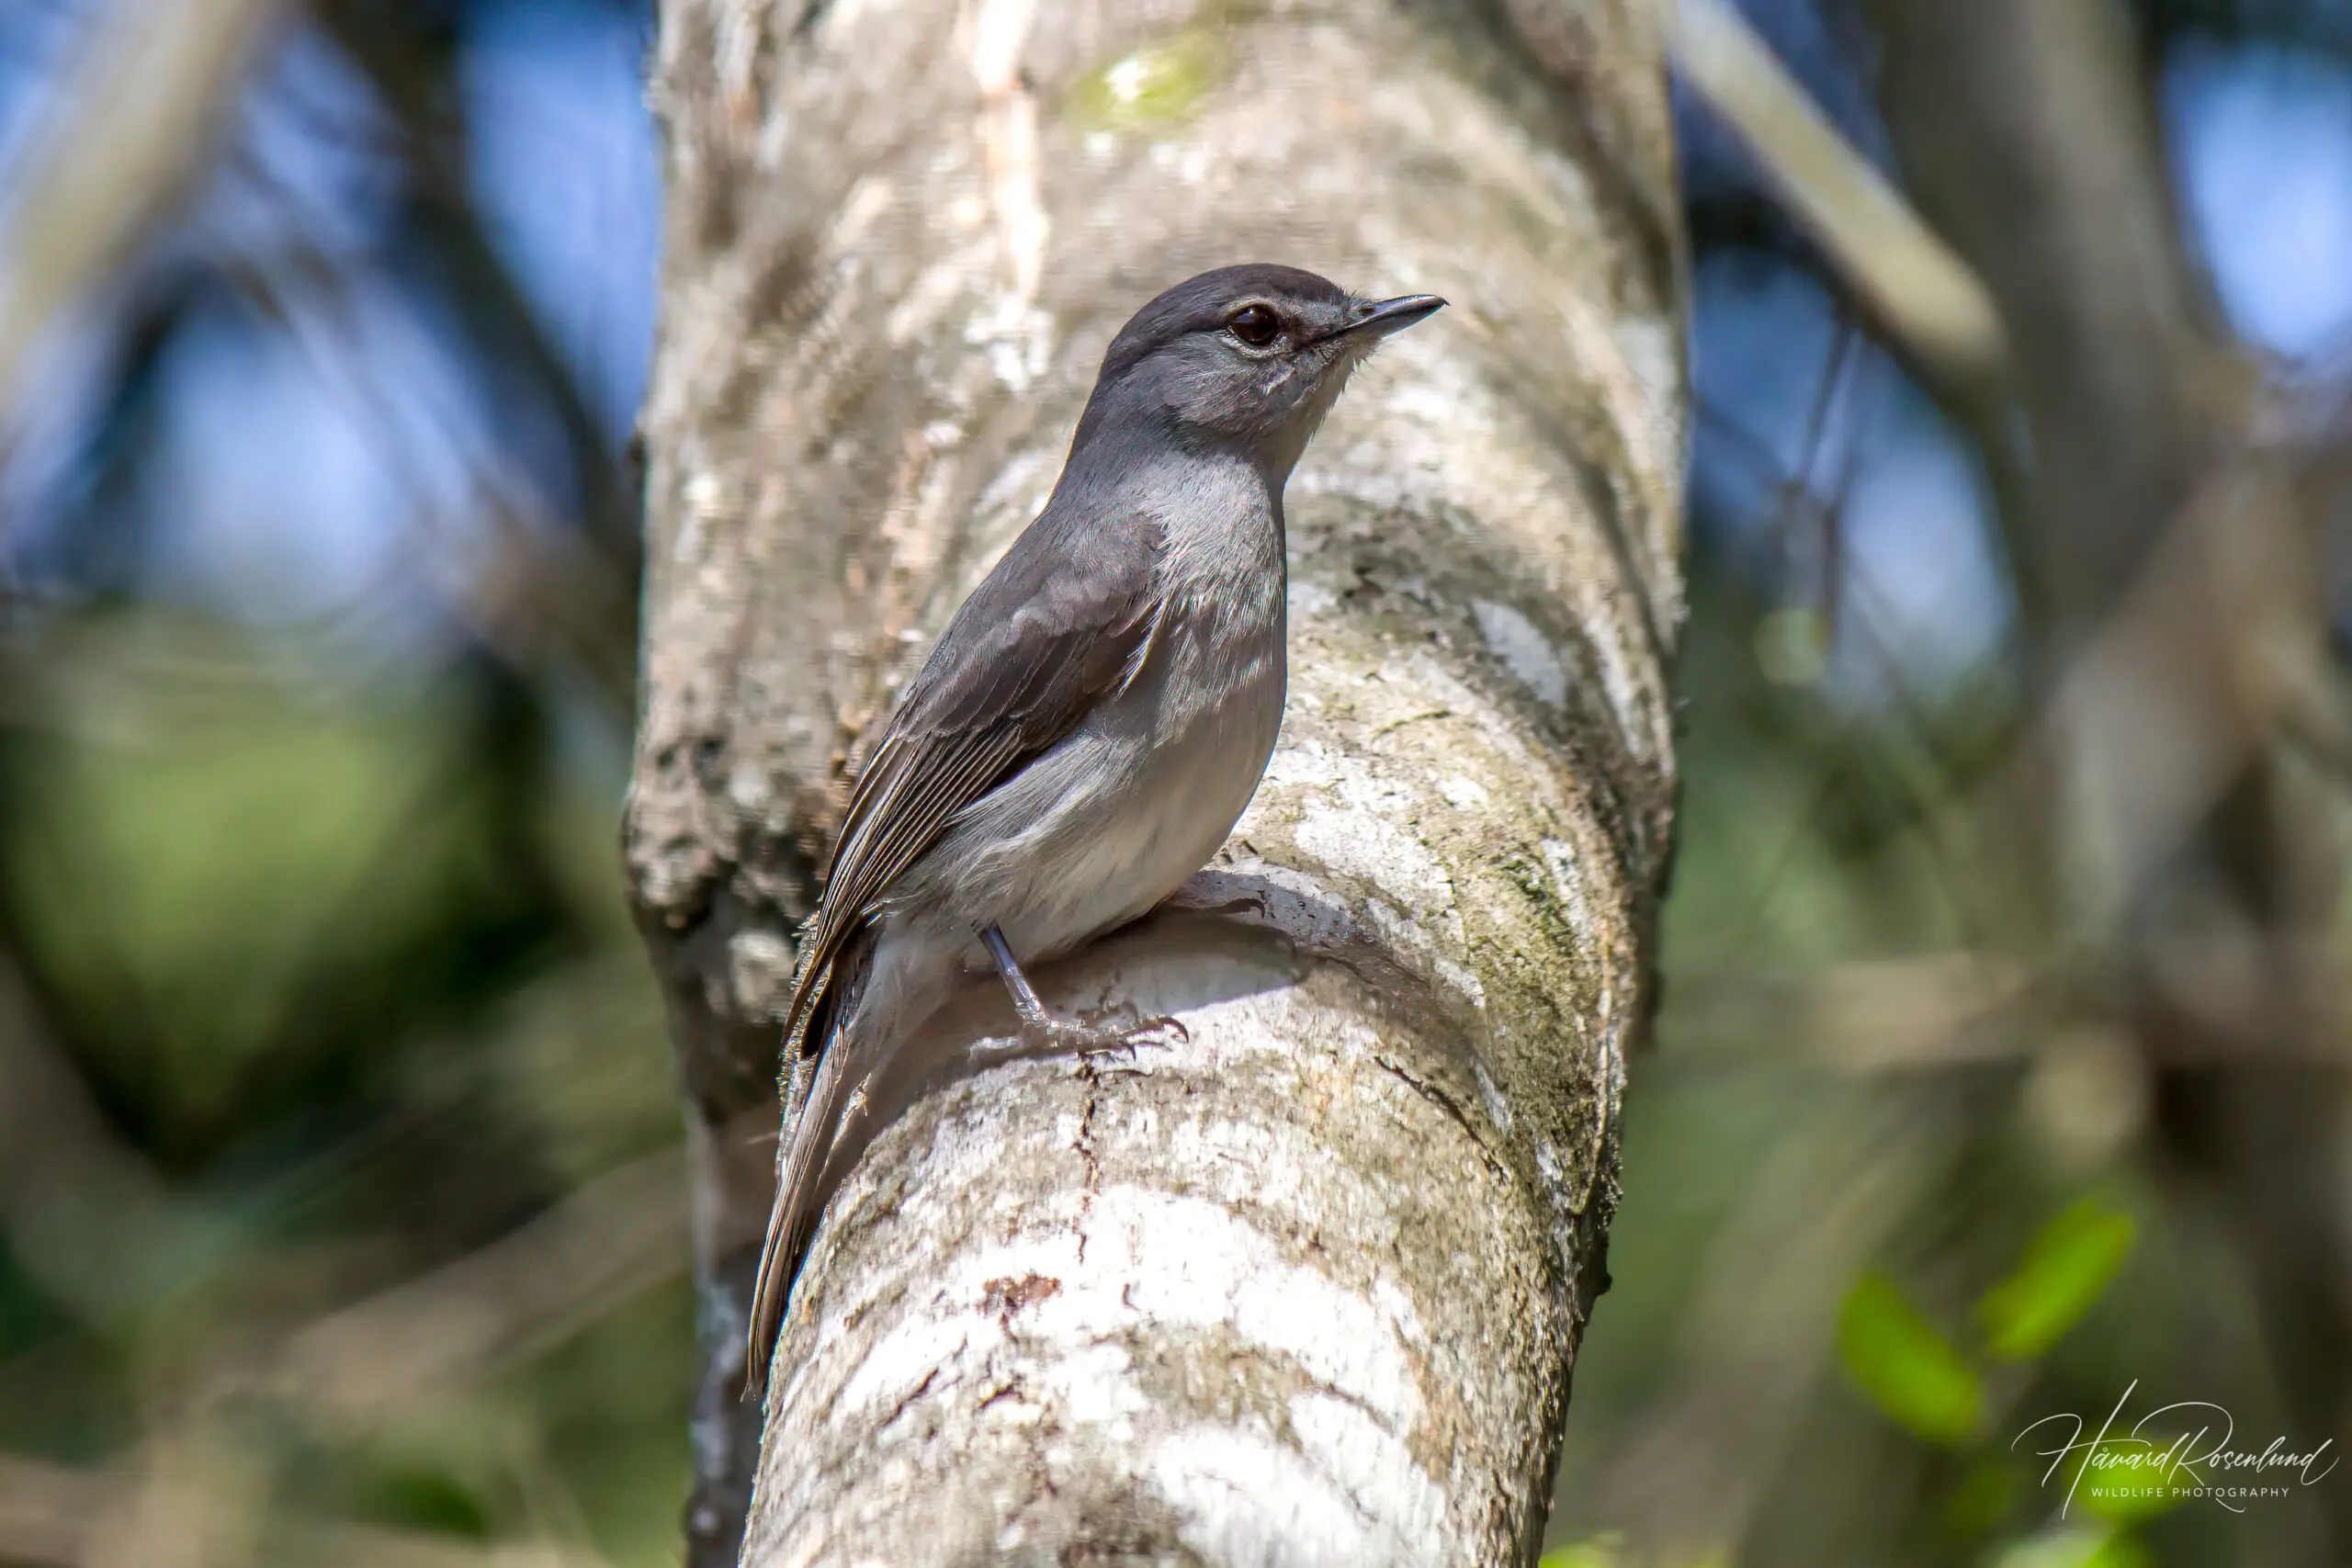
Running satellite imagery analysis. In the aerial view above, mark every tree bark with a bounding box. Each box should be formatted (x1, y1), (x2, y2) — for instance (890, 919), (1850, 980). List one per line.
(623, 1), (1684, 1562)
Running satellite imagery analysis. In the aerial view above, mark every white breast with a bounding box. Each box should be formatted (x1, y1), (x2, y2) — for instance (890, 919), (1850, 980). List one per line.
(903, 502), (1289, 963)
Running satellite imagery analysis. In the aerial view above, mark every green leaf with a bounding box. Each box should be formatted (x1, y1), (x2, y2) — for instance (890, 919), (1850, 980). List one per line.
(1838, 1270), (1985, 1445)
(1988, 1523), (2150, 1568)
(1978, 1201), (2138, 1361)
(1537, 1539), (1620, 1568)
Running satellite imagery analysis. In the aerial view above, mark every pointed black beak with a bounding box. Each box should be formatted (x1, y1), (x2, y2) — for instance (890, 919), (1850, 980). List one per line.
(1332, 292), (1447, 343)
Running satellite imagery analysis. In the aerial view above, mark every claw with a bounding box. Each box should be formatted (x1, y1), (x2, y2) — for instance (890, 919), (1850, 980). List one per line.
(1023, 1005), (1182, 1063)
(979, 925), (1185, 1069)
(1001, 1000), (1182, 1074)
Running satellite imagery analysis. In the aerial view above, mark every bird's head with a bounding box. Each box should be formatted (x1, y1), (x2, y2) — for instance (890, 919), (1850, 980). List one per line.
(1071, 264), (1445, 478)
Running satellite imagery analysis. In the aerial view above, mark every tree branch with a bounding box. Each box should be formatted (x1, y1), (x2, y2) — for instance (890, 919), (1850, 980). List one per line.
(628, 0), (1685, 1558)
(0, 0), (282, 434)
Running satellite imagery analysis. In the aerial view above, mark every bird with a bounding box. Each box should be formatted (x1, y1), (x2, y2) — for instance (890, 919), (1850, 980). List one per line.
(743, 263), (1444, 1397)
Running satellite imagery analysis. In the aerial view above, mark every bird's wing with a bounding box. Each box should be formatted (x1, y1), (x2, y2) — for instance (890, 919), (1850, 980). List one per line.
(785, 508), (1165, 1057)
(744, 508), (1165, 1394)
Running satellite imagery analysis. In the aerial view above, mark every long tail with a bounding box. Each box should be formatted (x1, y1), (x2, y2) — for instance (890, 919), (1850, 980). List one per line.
(743, 1024), (856, 1398)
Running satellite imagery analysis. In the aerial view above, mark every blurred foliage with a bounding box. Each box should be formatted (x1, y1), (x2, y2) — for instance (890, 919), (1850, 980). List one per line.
(0, 1), (680, 1563)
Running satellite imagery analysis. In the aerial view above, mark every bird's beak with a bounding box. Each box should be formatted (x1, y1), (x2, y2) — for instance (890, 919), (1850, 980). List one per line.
(1332, 292), (1447, 343)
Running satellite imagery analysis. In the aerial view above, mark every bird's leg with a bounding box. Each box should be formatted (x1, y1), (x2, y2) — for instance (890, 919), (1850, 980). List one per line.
(978, 925), (1187, 1061)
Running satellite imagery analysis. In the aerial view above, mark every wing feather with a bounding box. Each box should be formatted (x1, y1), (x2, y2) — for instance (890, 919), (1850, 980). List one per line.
(778, 513), (1163, 1055)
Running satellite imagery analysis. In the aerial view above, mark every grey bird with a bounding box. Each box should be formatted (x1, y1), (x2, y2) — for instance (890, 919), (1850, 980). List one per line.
(744, 263), (1444, 1395)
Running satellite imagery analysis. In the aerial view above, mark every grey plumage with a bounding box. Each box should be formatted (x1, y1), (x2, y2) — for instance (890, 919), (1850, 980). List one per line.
(746, 264), (1444, 1396)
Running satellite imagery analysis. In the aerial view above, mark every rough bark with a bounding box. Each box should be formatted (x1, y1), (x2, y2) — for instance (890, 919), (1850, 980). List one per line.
(623, 1), (1684, 1562)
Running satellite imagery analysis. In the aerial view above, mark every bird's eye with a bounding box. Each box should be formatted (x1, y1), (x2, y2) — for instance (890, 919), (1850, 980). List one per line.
(1227, 303), (1282, 347)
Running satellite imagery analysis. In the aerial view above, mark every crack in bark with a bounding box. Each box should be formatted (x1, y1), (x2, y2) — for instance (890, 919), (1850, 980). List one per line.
(974, 1378), (1025, 1414)
(1072, 1060), (1104, 1264)
(878, 1365), (942, 1434)
(1374, 1054), (1510, 1182)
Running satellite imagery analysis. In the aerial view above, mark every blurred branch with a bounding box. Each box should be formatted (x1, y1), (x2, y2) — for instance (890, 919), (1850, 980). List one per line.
(0, 1122), (745, 1566)
(1667, 0), (2048, 648)
(1674, 944), (2352, 1070)
(0, 1450), (609, 1568)
(244, 1135), (713, 1431)
(1857, 0), (2229, 638)
(1666, 0), (2007, 391)
(1698, 389), (2023, 945)
(1668, 954), (2033, 1069)
(199, 1108), (761, 1424)
(1794, 312), (1859, 637)
(0, 943), (229, 1325)
(1589, 1084), (1969, 1557)
(220, 242), (639, 710)
(2015, 454), (2311, 931)
(305, 0), (646, 634)
(0, 1055), (729, 1564)
(0, 0), (282, 434)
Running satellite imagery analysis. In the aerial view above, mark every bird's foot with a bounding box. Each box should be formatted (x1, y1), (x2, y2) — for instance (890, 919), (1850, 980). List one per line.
(976, 927), (1185, 1071)
(1023, 1004), (1188, 1070)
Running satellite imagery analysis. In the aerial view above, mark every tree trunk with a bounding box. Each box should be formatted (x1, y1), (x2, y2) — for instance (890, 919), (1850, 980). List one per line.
(623, 2), (1685, 1562)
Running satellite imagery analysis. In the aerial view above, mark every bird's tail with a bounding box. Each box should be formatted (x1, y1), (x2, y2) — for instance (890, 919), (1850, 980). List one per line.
(743, 1026), (855, 1398)
(743, 920), (876, 1400)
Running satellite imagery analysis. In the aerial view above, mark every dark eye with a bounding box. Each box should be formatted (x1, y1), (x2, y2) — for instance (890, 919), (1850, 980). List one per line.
(1227, 303), (1282, 347)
